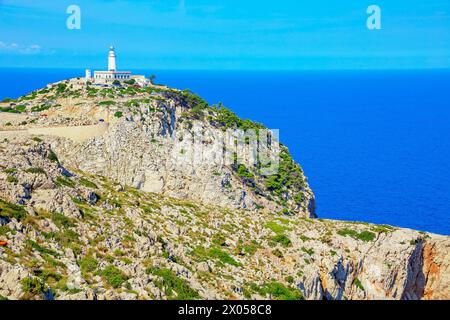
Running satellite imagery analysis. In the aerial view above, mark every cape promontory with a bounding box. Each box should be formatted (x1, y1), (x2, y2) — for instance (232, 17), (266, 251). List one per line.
(0, 78), (448, 300)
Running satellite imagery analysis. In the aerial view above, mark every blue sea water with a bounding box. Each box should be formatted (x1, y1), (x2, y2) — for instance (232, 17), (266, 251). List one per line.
(1, 68), (449, 235)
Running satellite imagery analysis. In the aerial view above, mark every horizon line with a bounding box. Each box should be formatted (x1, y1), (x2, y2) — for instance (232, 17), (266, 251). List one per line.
(1, 66), (450, 72)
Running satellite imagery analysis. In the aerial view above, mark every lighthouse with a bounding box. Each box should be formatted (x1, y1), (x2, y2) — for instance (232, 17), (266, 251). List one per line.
(93, 46), (131, 81)
(108, 46), (117, 71)
(91, 46), (149, 84)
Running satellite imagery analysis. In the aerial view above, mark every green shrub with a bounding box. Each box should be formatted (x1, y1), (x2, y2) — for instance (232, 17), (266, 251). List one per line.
(46, 228), (79, 248)
(146, 267), (200, 300)
(79, 177), (98, 189)
(31, 104), (52, 112)
(51, 212), (74, 229)
(353, 278), (365, 291)
(299, 235), (311, 242)
(192, 246), (241, 267)
(26, 240), (59, 257)
(211, 234), (226, 247)
(252, 281), (303, 300)
(372, 225), (394, 233)
(25, 167), (46, 175)
(114, 111), (123, 118)
(15, 105), (27, 112)
(213, 104), (264, 130)
(47, 150), (59, 162)
(99, 265), (128, 288)
(0, 198), (27, 221)
(124, 79), (136, 85)
(208, 247), (241, 267)
(125, 99), (141, 108)
(337, 228), (376, 242)
(37, 269), (63, 284)
(181, 90), (208, 110)
(120, 257), (132, 265)
(272, 249), (283, 258)
(37, 89), (49, 95)
(54, 176), (75, 188)
(293, 193), (304, 204)
(236, 164), (254, 179)
(285, 275), (294, 284)
(98, 100), (116, 106)
(271, 234), (292, 247)
(21, 277), (47, 297)
(0, 225), (11, 236)
(264, 147), (305, 195)
(0, 107), (20, 113)
(265, 221), (290, 235)
(114, 249), (125, 257)
(6, 176), (18, 184)
(357, 231), (376, 242)
(56, 83), (67, 94)
(301, 247), (314, 256)
(242, 242), (258, 255)
(79, 256), (99, 274)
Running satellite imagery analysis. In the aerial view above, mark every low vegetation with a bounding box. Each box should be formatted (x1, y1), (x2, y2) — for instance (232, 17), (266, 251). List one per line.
(25, 167), (47, 175)
(146, 267), (200, 300)
(21, 277), (48, 298)
(0, 198), (27, 221)
(98, 265), (128, 289)
(54, 176), (76, 188)
(337, 228), (376, 242)
(192, 246), (241, 267)
(249, 281), (303, 300)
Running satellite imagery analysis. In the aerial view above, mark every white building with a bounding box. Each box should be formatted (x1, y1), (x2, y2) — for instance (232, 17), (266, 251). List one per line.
(86, 46), (132, 83)
(132, 75), (150, 87)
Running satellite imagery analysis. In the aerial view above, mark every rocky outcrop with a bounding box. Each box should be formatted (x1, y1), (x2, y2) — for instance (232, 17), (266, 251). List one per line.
(297, 230), (450, 300)
(421, 237), (450, 299)
(1, 81), (315, 218)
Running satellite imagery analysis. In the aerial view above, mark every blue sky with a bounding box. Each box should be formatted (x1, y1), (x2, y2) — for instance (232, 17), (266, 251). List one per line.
(0, 0), (449, 70)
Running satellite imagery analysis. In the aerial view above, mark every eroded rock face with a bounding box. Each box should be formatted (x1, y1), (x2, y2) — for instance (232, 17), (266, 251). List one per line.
(49, 104), (315, 218)
(422, 237), (450, 300)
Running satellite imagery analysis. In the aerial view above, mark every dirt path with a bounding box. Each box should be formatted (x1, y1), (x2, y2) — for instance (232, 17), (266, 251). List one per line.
(0, 113), (31, 125)
(0, 123), (109, 143)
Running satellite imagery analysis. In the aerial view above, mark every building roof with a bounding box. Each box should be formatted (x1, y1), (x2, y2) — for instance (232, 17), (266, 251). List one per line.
(94, 71), (131, 74)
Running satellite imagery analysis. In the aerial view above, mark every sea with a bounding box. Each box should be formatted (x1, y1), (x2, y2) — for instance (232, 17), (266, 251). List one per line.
(1, 68), (449, 235)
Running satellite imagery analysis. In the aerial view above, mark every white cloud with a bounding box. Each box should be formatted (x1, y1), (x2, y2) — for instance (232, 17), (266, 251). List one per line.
(20, 44), (42, 54)
(0, 41), (42, 54)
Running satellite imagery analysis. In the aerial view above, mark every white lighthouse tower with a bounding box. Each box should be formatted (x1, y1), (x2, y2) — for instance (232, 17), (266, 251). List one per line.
(92, 46), (136, 83)
(108, 46), (117, 71)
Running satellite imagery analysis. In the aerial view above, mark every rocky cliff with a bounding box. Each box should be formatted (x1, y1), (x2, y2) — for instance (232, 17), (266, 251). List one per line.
(0, 79), (448, 300)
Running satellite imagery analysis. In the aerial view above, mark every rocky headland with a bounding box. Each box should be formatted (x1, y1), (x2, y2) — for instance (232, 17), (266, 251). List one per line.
(0, 79), (448, 300)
